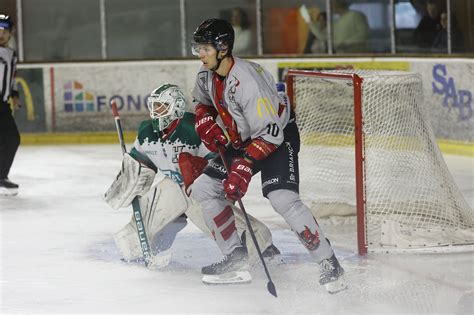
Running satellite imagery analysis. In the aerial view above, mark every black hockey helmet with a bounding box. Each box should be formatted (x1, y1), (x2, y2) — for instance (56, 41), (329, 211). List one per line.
(0, 14), (13, 31)
(192, 18), (234, 54)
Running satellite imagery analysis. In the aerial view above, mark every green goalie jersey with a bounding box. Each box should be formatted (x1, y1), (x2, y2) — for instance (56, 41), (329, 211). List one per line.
(130, 112), (213, 186)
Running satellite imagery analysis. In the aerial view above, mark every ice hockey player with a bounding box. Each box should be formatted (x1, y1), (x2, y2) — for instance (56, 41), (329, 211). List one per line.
(104, 83), (280, 280)
(0, 14), (21, 196)
(190, 18), (347, 293)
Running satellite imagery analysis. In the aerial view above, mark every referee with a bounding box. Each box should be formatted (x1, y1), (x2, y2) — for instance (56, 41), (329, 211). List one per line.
(0, 14), (21, 196)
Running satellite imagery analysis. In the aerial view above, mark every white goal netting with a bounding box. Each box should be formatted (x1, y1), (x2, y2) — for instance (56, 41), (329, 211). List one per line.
(289, 70), (473, 252)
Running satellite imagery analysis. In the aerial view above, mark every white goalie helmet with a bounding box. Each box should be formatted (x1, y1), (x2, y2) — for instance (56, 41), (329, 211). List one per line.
(147, 83), (186, 132)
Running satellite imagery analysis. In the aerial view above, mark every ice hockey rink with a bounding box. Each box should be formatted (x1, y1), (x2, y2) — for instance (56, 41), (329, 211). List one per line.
(1, 144), (473, 314)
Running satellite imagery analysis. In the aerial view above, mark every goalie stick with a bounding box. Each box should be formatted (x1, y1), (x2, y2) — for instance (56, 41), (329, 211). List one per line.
(217, 144), (278, 298)
(110, 100), (154, 268)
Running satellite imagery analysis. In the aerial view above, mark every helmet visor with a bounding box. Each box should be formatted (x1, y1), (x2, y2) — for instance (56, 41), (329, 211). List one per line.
(191, 42), (215, 56)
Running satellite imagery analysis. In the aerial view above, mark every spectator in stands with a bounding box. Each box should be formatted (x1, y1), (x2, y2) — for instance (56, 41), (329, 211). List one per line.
(413, 0), (444, 50)
(305, 0), (369, 53)
(432, 11), (464, 53)
(230, 8), (252, 56)
(303, 12), (327, 54)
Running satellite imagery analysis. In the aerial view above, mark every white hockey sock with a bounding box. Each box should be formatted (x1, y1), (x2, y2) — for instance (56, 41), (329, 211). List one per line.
(268, 189), (333, 262)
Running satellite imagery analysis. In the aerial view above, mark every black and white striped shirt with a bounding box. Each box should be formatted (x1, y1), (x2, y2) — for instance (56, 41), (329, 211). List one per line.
(0, 46), (18, 103)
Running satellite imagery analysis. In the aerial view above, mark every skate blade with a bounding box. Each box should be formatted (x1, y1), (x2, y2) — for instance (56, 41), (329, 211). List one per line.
(324, 276), (348, 294)
(202, 271), (252, 285)
(0, 187), (18, 196)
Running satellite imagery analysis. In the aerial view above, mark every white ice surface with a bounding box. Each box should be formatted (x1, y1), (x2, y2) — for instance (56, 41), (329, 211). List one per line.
(1, 144), (473, 314)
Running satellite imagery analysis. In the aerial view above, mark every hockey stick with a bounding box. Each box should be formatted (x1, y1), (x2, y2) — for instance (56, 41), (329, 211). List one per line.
(110, 100), (153, 268)
(216, 145), (277, 298)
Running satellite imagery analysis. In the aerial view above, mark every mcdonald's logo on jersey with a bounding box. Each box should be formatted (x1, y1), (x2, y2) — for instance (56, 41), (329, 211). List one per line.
(257, 97), (276, 118)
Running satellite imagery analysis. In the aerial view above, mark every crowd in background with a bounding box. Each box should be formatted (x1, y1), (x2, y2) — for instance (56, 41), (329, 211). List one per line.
(1, 0), (473, 62)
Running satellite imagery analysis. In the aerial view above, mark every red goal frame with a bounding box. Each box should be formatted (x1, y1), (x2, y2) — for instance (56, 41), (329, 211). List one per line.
(286, 70), (367, 255)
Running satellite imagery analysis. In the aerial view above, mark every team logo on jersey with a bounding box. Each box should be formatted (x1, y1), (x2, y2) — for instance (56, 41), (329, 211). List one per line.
(172, 145), (185, 163)
(198, 71), (209, 91)
(227, 75), (240, 104)
(257, 97), (276, 118)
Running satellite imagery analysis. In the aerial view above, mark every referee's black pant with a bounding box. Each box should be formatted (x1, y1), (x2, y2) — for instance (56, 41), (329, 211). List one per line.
(0, 101), (21, 180)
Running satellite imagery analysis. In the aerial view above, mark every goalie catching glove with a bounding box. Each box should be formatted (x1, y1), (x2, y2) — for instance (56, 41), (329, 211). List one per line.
(104, 153), (156, 209)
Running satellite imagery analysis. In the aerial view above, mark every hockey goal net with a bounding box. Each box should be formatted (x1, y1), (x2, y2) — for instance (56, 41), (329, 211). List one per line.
(286, 69), (473, 254)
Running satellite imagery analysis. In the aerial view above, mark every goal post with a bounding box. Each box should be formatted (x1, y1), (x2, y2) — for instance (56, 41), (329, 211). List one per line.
(286, 69), (473, 255)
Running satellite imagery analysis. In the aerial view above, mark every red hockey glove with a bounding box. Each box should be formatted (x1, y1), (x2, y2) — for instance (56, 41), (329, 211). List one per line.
(195, 104), (228, 152)
(223, 158), (253, 201)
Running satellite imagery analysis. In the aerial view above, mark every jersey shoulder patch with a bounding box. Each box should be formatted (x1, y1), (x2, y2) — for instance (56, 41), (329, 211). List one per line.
(137, 120), (159, 145)
(167, 113), (201, 146)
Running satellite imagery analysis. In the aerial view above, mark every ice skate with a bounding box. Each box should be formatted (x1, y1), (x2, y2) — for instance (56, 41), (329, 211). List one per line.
(262, 243), (283, 265)
(319, 254), (347, 294)
(241, 231), (283, 265)
(0, 178), (19, 196)
(201, 246), (251, 285)
(202, 246), (249, 275)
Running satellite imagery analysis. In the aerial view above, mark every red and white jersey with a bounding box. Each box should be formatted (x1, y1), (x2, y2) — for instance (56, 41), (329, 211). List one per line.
(192, 57), (290, 148)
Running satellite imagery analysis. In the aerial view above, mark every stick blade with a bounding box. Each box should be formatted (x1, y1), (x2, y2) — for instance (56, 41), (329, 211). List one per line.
(267, 281), (277, 297)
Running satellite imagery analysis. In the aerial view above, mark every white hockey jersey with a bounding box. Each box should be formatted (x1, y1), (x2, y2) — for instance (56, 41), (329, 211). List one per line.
(192, 57), (290, 149)
(130, 113), (213, 186)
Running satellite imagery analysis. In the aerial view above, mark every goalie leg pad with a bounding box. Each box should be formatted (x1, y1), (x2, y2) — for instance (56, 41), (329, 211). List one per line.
(114, 177), (189, 261)
(232, 205), (273, 266)
(114, 217), (188, 262)
(114, 220), (143, 261)
(184, 196), (212, 237)
(150, 215), (187, 254)
(141, 177), (189, 239)
(104, 153), (156, 210)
